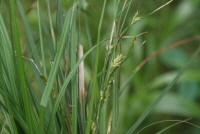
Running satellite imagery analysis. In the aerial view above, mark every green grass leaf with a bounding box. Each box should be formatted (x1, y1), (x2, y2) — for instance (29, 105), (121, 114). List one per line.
(126, 45), (200, 134)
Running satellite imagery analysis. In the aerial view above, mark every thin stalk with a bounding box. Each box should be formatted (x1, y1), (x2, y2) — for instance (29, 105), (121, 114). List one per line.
(78, 45), (86, 133)
(119, 0), (133, 34)
(100, 103), (107, 134)
(136, 119), (199, 134)
(45, 0), (56, 46)
(84, 16), (94, 66)
(37, 0), (47, 77)
(55, 0), (64, 39)
(16, 0), (45, 96)
(85, 0), (107, 134)
(16, 0), (41, 71)
(112, 71), (119, 134)
(39, 106), (46, 134)
(156, 118), (191, 134)
(70, 11), (78, 134)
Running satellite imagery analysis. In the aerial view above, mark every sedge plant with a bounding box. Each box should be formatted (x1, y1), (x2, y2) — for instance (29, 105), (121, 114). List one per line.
(0, 0), (200, 134)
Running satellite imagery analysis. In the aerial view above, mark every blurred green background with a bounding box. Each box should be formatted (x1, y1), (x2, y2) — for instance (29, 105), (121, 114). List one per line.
(1, 0), (200, 133)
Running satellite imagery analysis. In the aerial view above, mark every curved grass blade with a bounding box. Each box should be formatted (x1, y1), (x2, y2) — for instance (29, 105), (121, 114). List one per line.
(126, 44), (200, 134)
(136, 118), (200, 134)
(155, 118), (191, 134)
(37, 1), (47, 77)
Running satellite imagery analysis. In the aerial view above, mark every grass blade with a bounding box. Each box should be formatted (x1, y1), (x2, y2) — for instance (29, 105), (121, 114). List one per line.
(9, 0), (35, 133)
(126, 44), (200, 134)
(86, 0), (107, 133)
(45, 0), (56, 46)
(16, 0), (41, 71)
(47, 45), (97, 133)
(70, 9), (78, 134)
(16, 0), (46, 95)
(155, 118), (191, 134)
(39, 4), (76, 133)
(40, 5), (75, 107)
(37, 1), (47, 77)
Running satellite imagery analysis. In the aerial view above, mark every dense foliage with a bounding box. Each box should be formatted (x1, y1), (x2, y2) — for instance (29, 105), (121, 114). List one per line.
(0, 0), (200, 133)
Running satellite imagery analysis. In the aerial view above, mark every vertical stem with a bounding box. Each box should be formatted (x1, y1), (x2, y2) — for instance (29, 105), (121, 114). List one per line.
(100, 103), (107, 134)
(71, 4), (78, 133)
(78, 45), (86, 132)
(112, 71), (119, 134)
(37, 1), (47, 77)
(39, 106), (46, 134)
(86, 0), (107, 133)
(45, 0), (56, 46)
